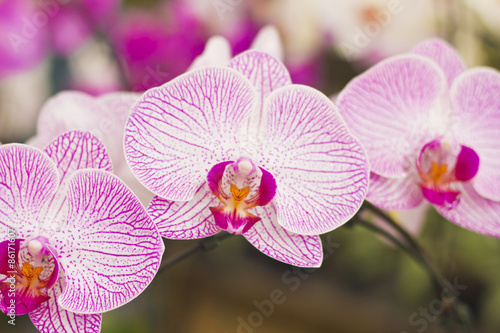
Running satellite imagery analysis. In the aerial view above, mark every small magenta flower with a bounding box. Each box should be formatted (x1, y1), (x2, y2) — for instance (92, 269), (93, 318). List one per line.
(0, 131), (164, 333)
(337, 39), (500, 237)
(125, 52), (369, 267)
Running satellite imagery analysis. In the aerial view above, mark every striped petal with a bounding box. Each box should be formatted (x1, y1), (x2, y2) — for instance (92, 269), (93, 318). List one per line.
(124, 67), (257, 201)
(413, 39), (466, 86)
(337, 55), (448, 177)
(259, 85), (369, 235)
(42, 131), (112, 223)
(31, 91), (107, 150)
(367, 172), (424, 210)
(450, 68), (500, 201)
(30, 275), (102, 333)
(54, 170), (164, 314)
(228, 51), (291, 146)
(0, 145), (58, 240)
(244, 204), (323, 267)
(30, 92), (150, 205)
(148, 187), (222, 239)
(437, 183), (500, 238)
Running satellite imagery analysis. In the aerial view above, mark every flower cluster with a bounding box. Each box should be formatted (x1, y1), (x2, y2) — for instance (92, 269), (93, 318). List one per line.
(1, 21), (499, 333)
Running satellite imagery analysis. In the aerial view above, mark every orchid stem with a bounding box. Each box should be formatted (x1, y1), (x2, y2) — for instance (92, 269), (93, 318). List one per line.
(157, 233), (232, 274)
(354, 210), (472, 333)
(362, 201), (424, 255)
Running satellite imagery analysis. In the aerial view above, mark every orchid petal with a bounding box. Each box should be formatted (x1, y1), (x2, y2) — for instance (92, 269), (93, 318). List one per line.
(55, 170), (164, 314)
(125, 67), (257, 201)
(188, 36), (232, 70)
(0, 145), (58, 240)
(43, 131), (112, 222)
(337, 55), (448, 177)
(260, 85), (369, 235)
(228, 51), (292, 146)
(32, 91), (140, 166)
(422, 187), (459, 208)
(30, 276), (102, 333)
(413, 39), (466, 86)
(30, 91), (151, 206)
(437, 183), (500, 237)
(367, 173), (424, 210)
(450, 68), (500, 201)
(244, 204), (323, 267)
(31, 91), (106, 149)
(454, 145), (479, 181)
(250, 25), (284, 62)
(148, 187), (222, 239)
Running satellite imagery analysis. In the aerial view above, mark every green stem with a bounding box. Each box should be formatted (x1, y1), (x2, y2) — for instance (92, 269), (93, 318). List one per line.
(354, 212), (472, 333)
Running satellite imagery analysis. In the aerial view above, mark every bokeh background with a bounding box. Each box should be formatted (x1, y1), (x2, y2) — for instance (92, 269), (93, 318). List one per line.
(1, 0), (500, 332)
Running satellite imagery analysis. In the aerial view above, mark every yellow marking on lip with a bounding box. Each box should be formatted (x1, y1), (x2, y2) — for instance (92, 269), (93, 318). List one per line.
(230, 184), (250, 202)
(429, 162), (448, 182)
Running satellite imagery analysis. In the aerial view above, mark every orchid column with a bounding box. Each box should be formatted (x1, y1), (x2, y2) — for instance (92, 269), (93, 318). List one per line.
(125, 51), (369, 267)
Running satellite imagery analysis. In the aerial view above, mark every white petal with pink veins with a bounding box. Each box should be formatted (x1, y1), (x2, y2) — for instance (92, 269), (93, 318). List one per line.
(367, 172), (424, 210)
(31, 91), (106, 149)
(413, 39), (466, 86)
(148, 186), (222, 239)
(54, 170), (164, 314)
(125, 67), (257, 201)
(229, 51), (292, 148)
(30, 275), (102, 333)
(450, 68), (500, 201)
(337, 55), (448, 178)
(437, 183), (500, 237)
(42, 131), (112, 224)
(244, 204), (323, 267)
(259, 85), (369, 235)
(0, 145), (58, 240)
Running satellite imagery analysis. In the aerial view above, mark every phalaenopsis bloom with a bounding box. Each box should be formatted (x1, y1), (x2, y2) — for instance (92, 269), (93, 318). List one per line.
(337, 39), (500, 237)
(0, 131), (164, 333)
(125, 50), (369, 267)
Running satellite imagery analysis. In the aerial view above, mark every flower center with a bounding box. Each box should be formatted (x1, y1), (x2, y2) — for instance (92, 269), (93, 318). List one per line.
(0, 239), (59, 316)
(207, 158), (277, 235)
(417, 140), (479, 208)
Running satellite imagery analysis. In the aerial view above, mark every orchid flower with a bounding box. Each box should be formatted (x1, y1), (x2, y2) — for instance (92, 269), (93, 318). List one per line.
(28, 91), (153, 205)
(0, 131), (164, 333)
(337, 39), (500, 237)
(124, 52), (369, 267)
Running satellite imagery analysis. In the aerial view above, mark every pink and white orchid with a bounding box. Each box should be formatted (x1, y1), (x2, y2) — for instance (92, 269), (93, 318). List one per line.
(28, 91), (153, 205)
(125, 52), (369, 267)
(0, 131), (164, 333)
(337, 39), (500, 237)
